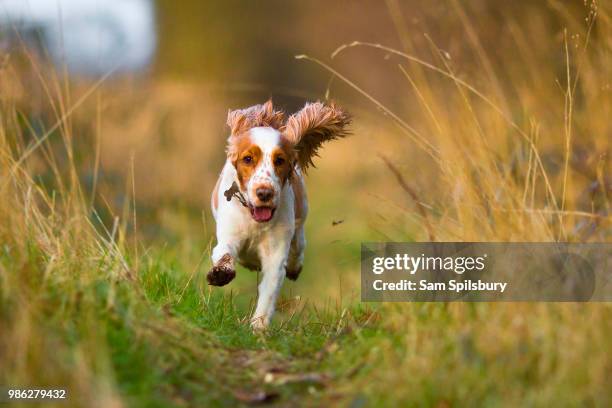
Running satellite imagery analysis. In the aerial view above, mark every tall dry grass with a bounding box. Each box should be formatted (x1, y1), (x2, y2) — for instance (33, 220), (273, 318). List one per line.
(310, 2), (611, 404)
(0, 1), (610, 406)
(0, 54), (131, 406)
(301, 0), (609, 243)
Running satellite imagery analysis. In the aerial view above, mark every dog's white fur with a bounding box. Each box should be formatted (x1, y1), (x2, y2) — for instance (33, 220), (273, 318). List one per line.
(209, 100), (350, 330)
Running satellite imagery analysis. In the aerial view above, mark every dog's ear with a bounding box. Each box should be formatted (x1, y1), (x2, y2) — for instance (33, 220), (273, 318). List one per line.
(226, 99), (285, 137)
(283, 101), (351, 170)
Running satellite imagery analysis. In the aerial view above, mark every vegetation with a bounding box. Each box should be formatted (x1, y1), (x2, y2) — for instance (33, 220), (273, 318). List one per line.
(0, 1), (609, 406)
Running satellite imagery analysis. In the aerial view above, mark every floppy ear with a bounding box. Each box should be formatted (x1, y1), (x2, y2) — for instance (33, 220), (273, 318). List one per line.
(283, 101), (351, 170)
(226, 99), (285, 137)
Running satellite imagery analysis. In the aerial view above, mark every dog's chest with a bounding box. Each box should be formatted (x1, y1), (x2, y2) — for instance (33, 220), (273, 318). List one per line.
(237, 237), (262, 271)
(235, 221), (285, 271)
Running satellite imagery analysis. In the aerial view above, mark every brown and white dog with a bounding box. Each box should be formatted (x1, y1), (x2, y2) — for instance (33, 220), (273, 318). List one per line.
(208, 99), (350, 330)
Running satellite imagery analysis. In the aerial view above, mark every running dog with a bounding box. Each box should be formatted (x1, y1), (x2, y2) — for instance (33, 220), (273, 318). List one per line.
(209, 99), (350, 330)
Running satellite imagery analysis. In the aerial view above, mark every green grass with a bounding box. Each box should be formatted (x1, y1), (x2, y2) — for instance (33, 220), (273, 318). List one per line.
(1, 1), (610, 404)
(2, 227), (610, 407)
(0, 226), (380, 406)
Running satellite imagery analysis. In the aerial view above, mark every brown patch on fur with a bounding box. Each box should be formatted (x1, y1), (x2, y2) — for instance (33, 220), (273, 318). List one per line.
(226, 99), (285, 136)
(271, 138), (295, 186)
(283, 101), (351, 170)
(207, 253), (236, 286)
(227, 132), (249, 163)
(218, 253), (233, 267)
(229, 134), (262, 191)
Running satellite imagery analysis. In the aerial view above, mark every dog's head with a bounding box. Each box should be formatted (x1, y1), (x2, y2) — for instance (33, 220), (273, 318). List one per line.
(226, 99), (350, 223)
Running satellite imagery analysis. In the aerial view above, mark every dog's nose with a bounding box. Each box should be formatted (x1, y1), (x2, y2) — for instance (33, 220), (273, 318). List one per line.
(256, 187), (274, 202)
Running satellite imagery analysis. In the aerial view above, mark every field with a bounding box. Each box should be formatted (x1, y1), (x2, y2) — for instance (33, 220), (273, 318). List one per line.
(0, 1), (610, 406)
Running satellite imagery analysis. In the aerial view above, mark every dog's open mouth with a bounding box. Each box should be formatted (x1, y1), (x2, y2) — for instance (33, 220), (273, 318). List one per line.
(250, 206), (275, 223)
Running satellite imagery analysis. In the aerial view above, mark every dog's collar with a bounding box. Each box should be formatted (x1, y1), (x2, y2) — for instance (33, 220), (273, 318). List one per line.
(223, 181), (249, 208)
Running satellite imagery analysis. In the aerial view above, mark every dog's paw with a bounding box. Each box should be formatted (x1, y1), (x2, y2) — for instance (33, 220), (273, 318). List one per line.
(207, 254), (236, 286)
(285, 265), (302, 281)
(206, 265), (236, 287)
(250, 316), (268, 332)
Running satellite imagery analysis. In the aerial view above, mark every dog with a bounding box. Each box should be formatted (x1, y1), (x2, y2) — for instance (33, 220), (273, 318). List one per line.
(208, 99), (350, 330)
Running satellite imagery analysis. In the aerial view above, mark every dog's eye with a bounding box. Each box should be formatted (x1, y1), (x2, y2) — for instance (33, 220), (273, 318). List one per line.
(274, 157), (285, 166)
(242, 155), (253, 164)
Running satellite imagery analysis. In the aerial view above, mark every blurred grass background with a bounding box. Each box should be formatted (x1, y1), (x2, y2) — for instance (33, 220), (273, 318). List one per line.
(0, 0), (610, 406)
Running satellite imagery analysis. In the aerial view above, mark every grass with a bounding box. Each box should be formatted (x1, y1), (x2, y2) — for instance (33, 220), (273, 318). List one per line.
(0, 178), (376, 406)
(2, 218), (610, 406)
(0, 0), (611, 406)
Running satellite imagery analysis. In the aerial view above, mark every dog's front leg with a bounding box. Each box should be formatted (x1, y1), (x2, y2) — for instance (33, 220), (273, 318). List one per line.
(207, 242), (237, 286)
(251, 239), (290, 330)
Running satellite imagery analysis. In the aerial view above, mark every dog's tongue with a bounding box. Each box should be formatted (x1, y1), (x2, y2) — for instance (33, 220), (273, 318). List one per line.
(252, 207), (273, 222)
